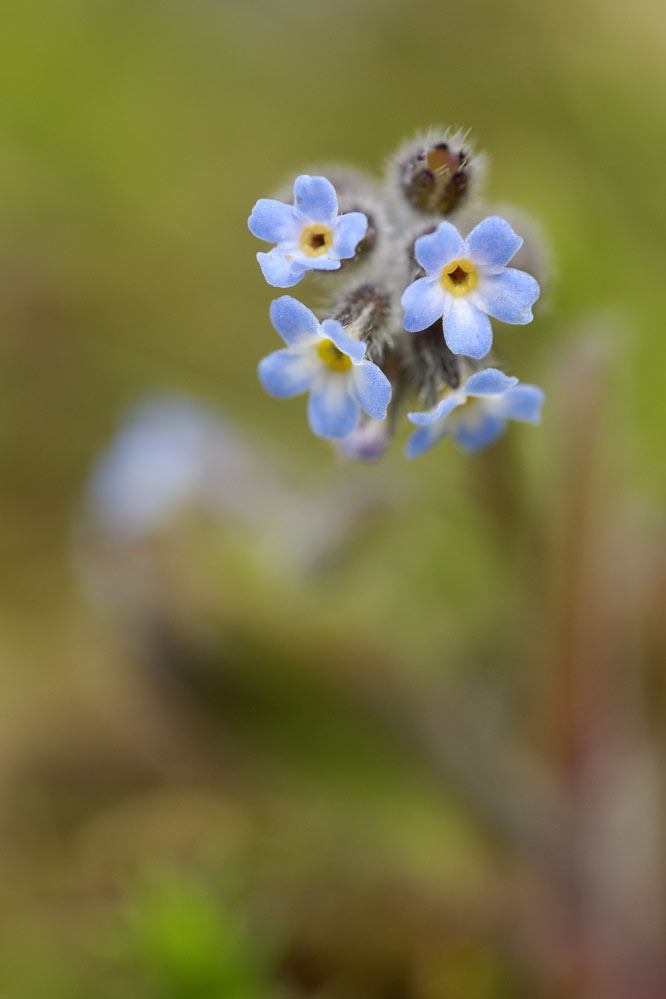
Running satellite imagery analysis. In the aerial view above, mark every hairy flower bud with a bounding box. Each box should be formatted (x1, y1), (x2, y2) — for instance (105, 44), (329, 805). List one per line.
(335, 414), (391, 462)
(325, 168), (391, 267)
(388, 129), (486, 218)
(330, 281), (393, 362)
(404, 323), (462, 407)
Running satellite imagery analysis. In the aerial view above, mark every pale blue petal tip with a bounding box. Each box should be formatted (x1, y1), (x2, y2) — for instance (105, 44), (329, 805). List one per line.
(401, 278), (445, 333)
(334, 212), (368, 259)
(293, 175), (338, 223)
(307, 378), (359, 439)
(269, 296), (320, 344)
(415, 222), (465, 273)
(465, 216), (523, 269)
(352, 361), (392, 420)
(407, 394), (461, 427)
(453, 412), (506, 452)
(443, 300), (493, 359)
(405, 421), (448, 458)
(499, 384), (545, 423)
(476, 269), (540, 324)
(464, 368), (519, 397)
(248, 199), (298, 243)
(258, 250), (305, 288)
(257, 349), (316, 398)
(301, 255), (341, 272)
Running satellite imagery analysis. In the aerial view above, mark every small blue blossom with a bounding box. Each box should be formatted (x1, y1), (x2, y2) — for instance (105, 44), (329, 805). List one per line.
(336, 415), (391, 462)
(258, 296), (392, 440)
(85, 396), (244, 538)
(248, 175), (368, 288)
(401, 216), (540, 359)
(405, 367), (544, 457)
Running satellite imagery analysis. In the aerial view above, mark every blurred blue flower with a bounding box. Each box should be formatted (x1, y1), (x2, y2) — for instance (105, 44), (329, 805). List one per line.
(336, 415), (391, 462)
(84, 397), (278, 538)
(248, 175), (368, 288)
(406, 367), (544, 457)
(258, 296), (391, 439)
(401, 216), (540, 359)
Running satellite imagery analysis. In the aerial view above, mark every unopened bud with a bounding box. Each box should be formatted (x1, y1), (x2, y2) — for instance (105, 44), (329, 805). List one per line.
(389, 129), (485, 217)
(330, 281), (393, 362)
(336, 415), (392, 462)
(405, 323), (462, 407)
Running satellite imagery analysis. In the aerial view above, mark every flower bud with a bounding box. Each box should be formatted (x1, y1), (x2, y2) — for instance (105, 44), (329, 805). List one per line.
(389, 129), (485, 217)
(404, 322), (462, 407)
(335, 414), (392, 462)
(330, 281), (393, 362)
(325, 168), (390, 266)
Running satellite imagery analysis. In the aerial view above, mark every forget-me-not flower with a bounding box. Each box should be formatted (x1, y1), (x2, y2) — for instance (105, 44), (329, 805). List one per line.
(401, 216), (540, 359)
(258, 296), (392, 439)
(248, 175), (368, 288)
(336, 415), (391, 462)
(406, 367), (544, 457)
(84, 396), (246, 538)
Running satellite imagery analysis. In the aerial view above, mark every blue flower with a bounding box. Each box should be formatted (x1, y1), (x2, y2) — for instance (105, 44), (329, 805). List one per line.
(405, 367), (544, 457)
(248, 175), (368, 288)
(401, 216), (540, 359)
(85, 396), (241, 538)
(258, 296), (392, 439)
(336, 415), (391, 462)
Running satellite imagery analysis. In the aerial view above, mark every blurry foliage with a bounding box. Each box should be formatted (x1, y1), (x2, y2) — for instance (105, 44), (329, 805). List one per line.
(116, 871), (270, 999)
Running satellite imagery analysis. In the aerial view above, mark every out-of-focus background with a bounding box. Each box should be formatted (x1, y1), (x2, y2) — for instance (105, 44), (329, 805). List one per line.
(1, 1), (665, 996)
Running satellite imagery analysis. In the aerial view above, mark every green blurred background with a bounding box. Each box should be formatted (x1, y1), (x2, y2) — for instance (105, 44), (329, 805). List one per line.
(1, 1), (665, 996)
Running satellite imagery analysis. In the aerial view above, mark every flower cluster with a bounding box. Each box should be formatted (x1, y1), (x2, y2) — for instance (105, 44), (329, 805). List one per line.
(248, 130), (545, 458)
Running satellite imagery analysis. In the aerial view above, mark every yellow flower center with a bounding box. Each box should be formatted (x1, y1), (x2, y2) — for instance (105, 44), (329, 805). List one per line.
(440, 258), (477, 296)
(300, 223), (334, 257)
(317, 338), (352, 372)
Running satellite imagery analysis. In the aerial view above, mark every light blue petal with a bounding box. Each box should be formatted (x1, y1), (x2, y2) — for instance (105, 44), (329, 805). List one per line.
(474, 268), (540, 324)
(405, 420), (449, 458)
(442, 298), (493, 359)
(401, 277), (445, 333)
(258, 348), (318, 398)
(88, 399), (209, 537)
(351, 361), (392, 420)
(465, 216), (522, 271)
(293, 175), (338, 223)
(299, 254), (342, 272)
(248, 199), (298, 243)
(414, 222), (465, 273)
(320, 319), (366, 362)
(269, 295), (321, 345)
(257, 249), (306, 288)
(407, 394), (464, 426)
(464, 368), (518, 397)
(333, 212), (368, 259)
(496, 384), (544, 423)
(307, 374), (359, 439)
(453, 411), (506, 452)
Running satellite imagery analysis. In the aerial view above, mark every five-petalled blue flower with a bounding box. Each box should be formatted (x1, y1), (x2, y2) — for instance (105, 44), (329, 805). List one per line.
(406, 367), (544, 457)
(258, 296), (392, 439)
(248, 175), (368, 288)
(401, 216), (540, 359)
